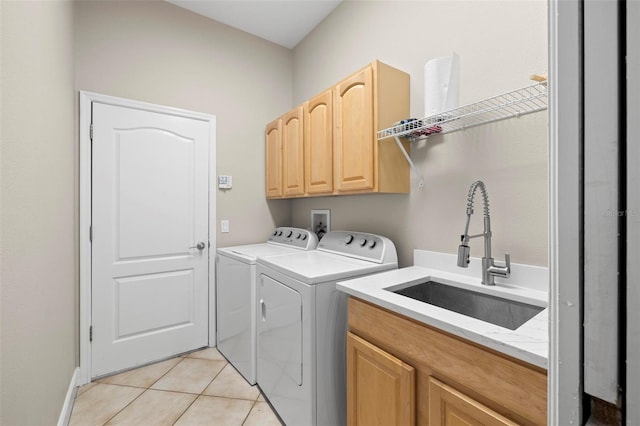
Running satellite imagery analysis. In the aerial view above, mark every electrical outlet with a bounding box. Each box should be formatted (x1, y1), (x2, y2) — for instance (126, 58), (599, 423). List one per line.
(221, 219), (230, 233)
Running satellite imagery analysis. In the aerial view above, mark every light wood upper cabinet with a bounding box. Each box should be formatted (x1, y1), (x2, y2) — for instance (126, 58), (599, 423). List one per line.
(282, 106), (305, 197)
(265, 60), (410, 199)
(334, 61), (410, 194)
(429, 377), (518, 426)
(305, 90), (333, 195)
(335, 67), (375, 192)
(347, 332), (415, 426)
(265, 118), (282, 198)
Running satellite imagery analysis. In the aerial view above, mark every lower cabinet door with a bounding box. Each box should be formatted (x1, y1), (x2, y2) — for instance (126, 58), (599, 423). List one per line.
(428, 377), (518, 426)
(346, 332), (415, 426)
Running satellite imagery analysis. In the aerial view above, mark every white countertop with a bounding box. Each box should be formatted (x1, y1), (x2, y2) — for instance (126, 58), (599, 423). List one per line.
(337, 251), (549, 369)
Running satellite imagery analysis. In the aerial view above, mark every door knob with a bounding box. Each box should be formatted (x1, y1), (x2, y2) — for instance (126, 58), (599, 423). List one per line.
(189, 242), (206, 250)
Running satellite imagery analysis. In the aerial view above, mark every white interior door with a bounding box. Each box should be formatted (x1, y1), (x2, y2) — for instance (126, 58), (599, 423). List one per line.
(91, 102), (210, 378)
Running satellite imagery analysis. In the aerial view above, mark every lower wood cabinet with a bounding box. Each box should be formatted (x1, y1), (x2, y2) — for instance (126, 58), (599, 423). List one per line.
(347, 297), (547, 426)
(428, 377), (517, 426)
(347, 332), (415, 426)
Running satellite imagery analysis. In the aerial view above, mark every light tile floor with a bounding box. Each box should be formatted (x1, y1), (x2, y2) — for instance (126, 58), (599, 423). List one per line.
(69, 348), (282, 426)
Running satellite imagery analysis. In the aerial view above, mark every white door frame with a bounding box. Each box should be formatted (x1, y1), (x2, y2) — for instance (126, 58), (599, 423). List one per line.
(548, 0), (583, 423)
(627, 1), (640, 423)
(79, 91), (217, 385)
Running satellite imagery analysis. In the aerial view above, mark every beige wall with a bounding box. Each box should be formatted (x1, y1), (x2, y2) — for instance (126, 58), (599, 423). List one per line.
(0, 2), (547, 422)
(0, 2), (295, 423)
(74, 0), (293, 248)
(0, 1), (77, 424)
(291, 1), (548, 267)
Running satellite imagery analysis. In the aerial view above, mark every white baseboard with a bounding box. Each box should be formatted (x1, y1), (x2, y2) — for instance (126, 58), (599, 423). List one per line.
(57, 367), (79, 426)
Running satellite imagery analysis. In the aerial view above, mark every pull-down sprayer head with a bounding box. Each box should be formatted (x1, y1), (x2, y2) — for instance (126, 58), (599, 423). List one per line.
(457, 239), (471, 267)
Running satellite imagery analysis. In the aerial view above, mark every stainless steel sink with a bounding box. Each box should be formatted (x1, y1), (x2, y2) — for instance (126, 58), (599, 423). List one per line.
(389, 280), (544, 330)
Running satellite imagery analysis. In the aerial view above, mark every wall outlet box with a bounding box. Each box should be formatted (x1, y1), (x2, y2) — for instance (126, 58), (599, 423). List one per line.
(218, 175), (232, 189)
(311, 209), (330, 240)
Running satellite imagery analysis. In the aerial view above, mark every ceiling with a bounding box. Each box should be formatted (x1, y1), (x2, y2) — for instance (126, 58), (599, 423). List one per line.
(166, 0), (343, 49)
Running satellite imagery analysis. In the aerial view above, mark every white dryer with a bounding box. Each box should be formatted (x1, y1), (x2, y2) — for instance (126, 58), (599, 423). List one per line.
(216, 227), (318, 385)
(256, 231), (398, 426)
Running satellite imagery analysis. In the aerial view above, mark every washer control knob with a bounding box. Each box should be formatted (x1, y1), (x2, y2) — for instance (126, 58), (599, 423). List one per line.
(368, 240), (377, 249)
(296, 233), (301, 239)
(359, 238), (367, 247)
(344, 235), (354, 244)
(273, 230), (278, 236)
(301, 234), (307, 240)
(277, 231), (283, 236)
(286, 230), (293, 238)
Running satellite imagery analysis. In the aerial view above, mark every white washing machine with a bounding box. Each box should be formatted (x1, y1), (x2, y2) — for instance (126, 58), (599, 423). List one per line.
(256, 231), (398, 426)
(216, 227), (318, 385)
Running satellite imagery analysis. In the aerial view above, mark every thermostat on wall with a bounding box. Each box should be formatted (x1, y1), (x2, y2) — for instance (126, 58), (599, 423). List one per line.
(218, 175), (232, 189)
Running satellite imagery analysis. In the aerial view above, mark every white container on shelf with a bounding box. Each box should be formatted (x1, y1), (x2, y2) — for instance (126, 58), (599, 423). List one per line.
(424, 52), (460, 117)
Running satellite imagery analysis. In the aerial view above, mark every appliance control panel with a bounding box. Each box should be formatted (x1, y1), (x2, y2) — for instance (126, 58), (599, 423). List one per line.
(268, 227), (318, 250)
(317, 231), (398, 264)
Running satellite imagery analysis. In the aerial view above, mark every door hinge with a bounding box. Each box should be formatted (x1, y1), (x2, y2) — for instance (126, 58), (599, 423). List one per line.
(89, 226), (92, 242)
(89, 326), (93, 342)
(90, 123), (94, 141)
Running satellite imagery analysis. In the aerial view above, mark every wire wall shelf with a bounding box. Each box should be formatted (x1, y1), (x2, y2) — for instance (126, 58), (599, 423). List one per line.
(379, 81), (548, 188)
(377, 81), (548, 142)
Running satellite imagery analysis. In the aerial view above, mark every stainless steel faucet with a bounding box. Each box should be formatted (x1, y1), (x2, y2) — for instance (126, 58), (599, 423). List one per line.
(456, 180), (511, 285)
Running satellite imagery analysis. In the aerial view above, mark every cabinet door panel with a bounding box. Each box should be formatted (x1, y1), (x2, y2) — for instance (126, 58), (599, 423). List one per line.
(305, 91), (333, 194)
(335, 67), (374, 192)
(429, 377), (517, 426)
(347, 332), (414, 426)
(265, 119), (282, 198)
(282, 107), (305, 197)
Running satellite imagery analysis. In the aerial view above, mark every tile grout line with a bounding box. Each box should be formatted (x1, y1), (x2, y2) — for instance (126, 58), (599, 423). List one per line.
(241, 399), (260, 426)
(197, 393), (261, 403)
(147, 356), (187, 390)
(170, 391), (199, 426)
(199, 359), (228, 397)
(177, 354), (265, 425)
(148, 355), (223, 393)
(95, 355), (185, 391)
(97, 356), (189, 426)
(198, 358), (227, 395)
(99, 386), (148, 426)
(171, 356), (229, 426)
